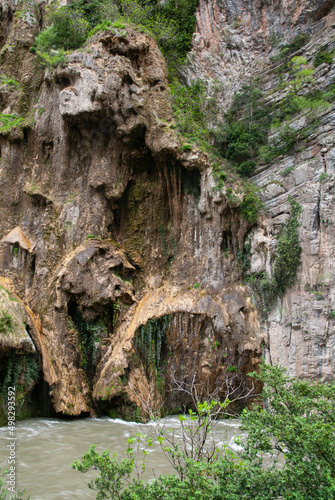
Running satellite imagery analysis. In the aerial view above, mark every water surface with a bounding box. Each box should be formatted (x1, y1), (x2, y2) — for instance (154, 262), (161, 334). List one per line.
(0, 417), (242, 499)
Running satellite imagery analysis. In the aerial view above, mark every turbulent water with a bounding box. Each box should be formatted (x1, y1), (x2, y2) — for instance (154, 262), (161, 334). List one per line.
(0, 417), (242, 499)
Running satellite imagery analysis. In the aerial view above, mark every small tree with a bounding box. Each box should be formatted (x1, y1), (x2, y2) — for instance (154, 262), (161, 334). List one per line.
(32, 5), (89, 60)
(73, 362), (335, 499)
(128, 372), (255, 478)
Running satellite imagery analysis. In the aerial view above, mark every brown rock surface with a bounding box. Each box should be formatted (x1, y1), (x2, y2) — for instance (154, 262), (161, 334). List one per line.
(1, 0), (334, 419)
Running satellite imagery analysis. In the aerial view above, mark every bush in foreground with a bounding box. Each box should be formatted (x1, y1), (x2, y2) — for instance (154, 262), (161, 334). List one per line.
(72, 362), (335, 499)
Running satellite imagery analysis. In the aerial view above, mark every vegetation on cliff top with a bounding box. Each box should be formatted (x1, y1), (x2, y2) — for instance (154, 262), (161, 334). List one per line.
(31, 0), (198, 69)
(71, 362), (335, 500)
(30, 0), (262, 221)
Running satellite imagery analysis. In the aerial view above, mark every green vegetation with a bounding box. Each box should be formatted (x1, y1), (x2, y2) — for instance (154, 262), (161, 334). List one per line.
(68, 310), (108, 380)
(134, 315), (170, 368)
(281, 166), (294, 177)
(170, 78), (214, 149)
(211, 165), (227, 191)
(260, 124), (301, 162)
(216, 84), (271, 177)
(227, 365), (238, 373)
(0, 310), (13, 334)
(246, 198), (302, 317)
(0, 350), (40, 423)
(0, 114), (25, 133)
(215, 54), (334, 178)
(0, 75), (20, 88)
(279, 32), (309, 56)
(0, 468), (26, 499)
(85, 234), (101, 240)
(314, 49), (334, 67)
(1, 352), (39, 399)
(240, 191), (263, 225)
(73, 362), (335, 499)
(270, 32), (309, 64)
(320, 172), (328, 183)
(31, 0), (198, 69)
(31, 7), (89, 54)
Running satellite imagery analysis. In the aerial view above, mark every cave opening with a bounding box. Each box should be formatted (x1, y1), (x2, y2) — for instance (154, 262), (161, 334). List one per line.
(67, 298), (122, 384)
(221, 230), (232, 253)
(55, 76), (71, 89)
(0, 348), (52, 423)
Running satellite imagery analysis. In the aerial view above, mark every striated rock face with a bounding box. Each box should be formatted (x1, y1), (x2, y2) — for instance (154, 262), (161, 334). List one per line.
(185, 0), (335, 111)
(186, 0), (335, 382)
(1, 0), (334, 420)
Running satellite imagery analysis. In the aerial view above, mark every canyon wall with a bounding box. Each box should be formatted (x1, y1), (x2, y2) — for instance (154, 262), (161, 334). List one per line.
(0, 0), (334, 420)
(187, 0), (335, 381)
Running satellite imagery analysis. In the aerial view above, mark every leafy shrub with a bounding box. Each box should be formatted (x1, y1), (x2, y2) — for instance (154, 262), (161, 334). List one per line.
(260, 125), (300, 163)
(34, 0), (197, 66)
(116, 0), (179, 55)
(69, 0), (119, 29)
(227, 365), (238, 372)
(237, 160), (256, 177)
(88, 20), (113, 36)
(314, 49), (334, 67)
(211, 165), (227, 191)
(215, 84), (272, 175)
(281, 166), (294, 176)
(170, 78), (214, 150)
(240, 192), (263, 225)
(48, 7), (90, 50)
(272, 32), (309, 63)
(274, 93), (330, 124)
(225, 187), (239, 205)
(0, 113), (25, 133)
(73, 362), (335, 500)
(0, 310), (13, 334)
(272, 198), (302, 294)
(246, 198), (302, 317)
(35, 48), (67, 68)
(159, 0), (199, 61)
(32, 7), (89, 53)
(287, 32), (310, 52)
(0, 75), (20, 88)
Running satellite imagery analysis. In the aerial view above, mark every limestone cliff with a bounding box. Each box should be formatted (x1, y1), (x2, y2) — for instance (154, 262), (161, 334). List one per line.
(187, 0), (335, 381)
(0, 0), (334, 421)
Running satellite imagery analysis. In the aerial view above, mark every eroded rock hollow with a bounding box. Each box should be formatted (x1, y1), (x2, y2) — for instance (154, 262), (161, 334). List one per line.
(0, 0), (334, 421)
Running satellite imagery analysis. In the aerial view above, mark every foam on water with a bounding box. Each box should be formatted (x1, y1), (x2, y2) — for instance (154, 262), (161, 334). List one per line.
(0, 416), (242, 499)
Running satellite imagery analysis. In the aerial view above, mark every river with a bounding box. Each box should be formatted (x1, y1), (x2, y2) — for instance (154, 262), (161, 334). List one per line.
(0, 416), (243, 499)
